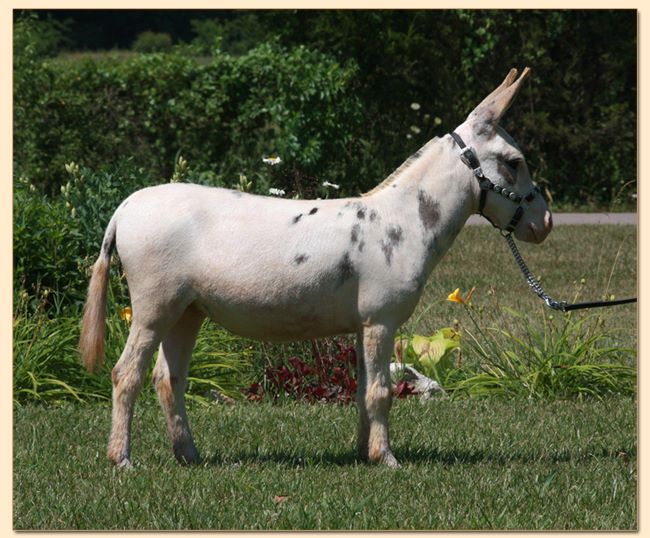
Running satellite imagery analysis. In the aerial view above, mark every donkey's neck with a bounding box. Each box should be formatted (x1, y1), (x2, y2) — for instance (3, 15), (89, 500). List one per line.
(371, 136), (478, 276)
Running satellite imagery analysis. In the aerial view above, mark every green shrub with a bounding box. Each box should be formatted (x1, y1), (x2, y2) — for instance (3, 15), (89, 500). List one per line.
(13, 12), (70, 60)
(131, 31), (173, 53)
(14, 37), (365, 197)
(14, 11), (637, 207)
(13, 161), (154, 310)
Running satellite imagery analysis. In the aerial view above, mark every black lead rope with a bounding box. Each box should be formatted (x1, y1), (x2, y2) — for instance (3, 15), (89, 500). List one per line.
(449, 131), (637, 312)
(504, 233), (636, 312)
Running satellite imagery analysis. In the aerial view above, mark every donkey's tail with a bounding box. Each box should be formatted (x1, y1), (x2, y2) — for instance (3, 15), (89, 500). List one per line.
(79, 215), (117, 374)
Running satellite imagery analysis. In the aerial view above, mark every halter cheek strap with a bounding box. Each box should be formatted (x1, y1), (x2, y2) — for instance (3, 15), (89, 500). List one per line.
(449, 131), (539, 234)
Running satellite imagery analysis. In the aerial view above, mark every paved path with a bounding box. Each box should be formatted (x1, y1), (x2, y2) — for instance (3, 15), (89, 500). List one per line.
(467, 212), (637, 226)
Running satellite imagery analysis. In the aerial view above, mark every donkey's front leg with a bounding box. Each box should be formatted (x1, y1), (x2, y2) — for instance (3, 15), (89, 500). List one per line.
(356, 324), (399, 468)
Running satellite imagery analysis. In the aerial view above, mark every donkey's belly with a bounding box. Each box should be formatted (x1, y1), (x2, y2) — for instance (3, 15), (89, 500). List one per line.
(195, 293), (360, 341)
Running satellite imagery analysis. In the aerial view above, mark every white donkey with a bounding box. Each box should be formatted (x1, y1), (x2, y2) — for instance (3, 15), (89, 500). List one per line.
(80, 67), (552, 468)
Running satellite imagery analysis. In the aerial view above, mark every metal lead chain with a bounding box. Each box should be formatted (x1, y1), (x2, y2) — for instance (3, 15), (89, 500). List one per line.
(504, 233), (568, 311)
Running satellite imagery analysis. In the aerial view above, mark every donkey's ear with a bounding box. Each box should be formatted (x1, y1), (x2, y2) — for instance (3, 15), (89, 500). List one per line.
(467, 67), (530, 130)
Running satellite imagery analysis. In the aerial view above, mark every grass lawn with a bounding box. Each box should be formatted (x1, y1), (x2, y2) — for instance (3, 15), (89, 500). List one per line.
(14, 397), (636, 530)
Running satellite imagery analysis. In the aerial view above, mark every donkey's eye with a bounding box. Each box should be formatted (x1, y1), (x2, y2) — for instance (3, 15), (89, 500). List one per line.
(506, 158), (522, 170)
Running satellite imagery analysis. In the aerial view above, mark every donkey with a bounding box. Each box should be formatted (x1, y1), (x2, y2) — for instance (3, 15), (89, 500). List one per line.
(80, 67), (552, 468)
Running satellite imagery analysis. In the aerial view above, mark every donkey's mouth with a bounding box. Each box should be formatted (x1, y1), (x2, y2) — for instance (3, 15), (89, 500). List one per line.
(527, 223), (545, 243)
(524, 211), (553, 243)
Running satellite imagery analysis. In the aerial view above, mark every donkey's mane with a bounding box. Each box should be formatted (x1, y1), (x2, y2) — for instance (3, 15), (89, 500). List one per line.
(362, 137), (442, 196)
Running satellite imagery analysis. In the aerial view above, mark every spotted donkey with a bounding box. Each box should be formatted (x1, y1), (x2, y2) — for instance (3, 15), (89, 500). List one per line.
(80, 67), (552, 468)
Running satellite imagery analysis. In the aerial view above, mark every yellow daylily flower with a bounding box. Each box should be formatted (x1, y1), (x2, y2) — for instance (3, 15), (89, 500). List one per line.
(447, 288), (464, 303)
(119, 306), (132, 322)
(447, 287), (477, 305)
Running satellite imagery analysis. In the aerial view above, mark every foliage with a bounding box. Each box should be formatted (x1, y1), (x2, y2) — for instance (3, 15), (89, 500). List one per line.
(243, 338), (358, 404)
(12, 297), (258, 406)
(263, 9), (637, 208)
(15, 10), (636, 206)
(13, 162), (153, 310)
(14, 16), (364, 197)
(187, 323), (260, 404)
(13, 292), (115, 405)
(190, 13), (271, 56)
(13, 11), (71, 59)
(445, 294), (636, 399)
(131, 31), (173, 53)
(394, 328), (461, 384)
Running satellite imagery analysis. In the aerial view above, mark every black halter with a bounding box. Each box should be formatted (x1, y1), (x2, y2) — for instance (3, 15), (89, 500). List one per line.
(450, 131), (540, 235)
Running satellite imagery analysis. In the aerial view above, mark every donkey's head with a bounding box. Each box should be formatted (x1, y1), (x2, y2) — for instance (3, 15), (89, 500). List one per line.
(453, 67), (552, 243)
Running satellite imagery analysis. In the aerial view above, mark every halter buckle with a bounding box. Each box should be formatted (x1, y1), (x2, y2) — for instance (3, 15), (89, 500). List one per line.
(459, 147), (484, 177)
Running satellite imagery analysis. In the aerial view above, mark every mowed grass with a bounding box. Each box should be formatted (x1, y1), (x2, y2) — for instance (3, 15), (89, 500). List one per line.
(14, 397), (636, 530)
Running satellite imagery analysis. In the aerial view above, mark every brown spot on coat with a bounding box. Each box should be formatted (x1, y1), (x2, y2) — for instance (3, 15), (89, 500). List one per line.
(380, 225), (403, 265)
(336, 252), (354, 288)
(294, 254), (309, 265)
(417, 190), (440, 230)
(350, 223), (361, 244)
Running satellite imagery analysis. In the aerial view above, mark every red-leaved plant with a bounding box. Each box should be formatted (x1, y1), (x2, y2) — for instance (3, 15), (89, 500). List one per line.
(242, 337), (417, 403)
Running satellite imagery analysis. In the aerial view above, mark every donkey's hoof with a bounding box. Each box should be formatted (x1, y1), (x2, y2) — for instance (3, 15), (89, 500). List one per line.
(382, 452), (401, 468)
(369, 449), (400, 468)
(108, 447), (133, 469)
(115, 457), (134, 470)
(174, 446), (201, 466)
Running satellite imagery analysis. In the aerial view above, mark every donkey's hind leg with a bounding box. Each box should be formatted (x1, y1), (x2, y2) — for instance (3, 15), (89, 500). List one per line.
(152, 305), (205, 465)
(108, 321), (164, 468)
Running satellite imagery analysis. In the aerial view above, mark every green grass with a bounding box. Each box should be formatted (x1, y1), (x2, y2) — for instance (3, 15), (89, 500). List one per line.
(411, 224), (636, 344)
(13, 397), (636, 530)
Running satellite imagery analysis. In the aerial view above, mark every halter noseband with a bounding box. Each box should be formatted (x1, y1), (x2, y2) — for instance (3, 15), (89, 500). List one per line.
(449, 131), (540, 235)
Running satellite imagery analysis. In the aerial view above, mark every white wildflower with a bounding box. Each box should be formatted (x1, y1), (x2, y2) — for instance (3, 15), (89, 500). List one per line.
(322, 181), (340, 190)
(410, 125), (421, 134)
(268, 188), (285, 196)
(262, 155), (282, 166)
(410, 102), (421, 111)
